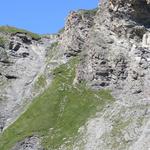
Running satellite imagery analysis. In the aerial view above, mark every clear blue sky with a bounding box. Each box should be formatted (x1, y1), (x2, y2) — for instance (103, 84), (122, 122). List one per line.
(0, 0), (99, 34)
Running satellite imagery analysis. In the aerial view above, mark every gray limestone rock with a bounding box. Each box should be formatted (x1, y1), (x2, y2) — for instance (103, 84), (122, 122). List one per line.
(59, 9), (97, 57)
(74, 0), (150, 149)
(11, 136), (44, 150)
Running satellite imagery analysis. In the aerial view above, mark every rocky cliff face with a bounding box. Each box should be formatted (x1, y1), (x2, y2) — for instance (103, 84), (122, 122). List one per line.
(0, 31), (59, 130)
(0, 0), (150, 150)
(75, 0), (150, 149)
(59, 9), (96, 57)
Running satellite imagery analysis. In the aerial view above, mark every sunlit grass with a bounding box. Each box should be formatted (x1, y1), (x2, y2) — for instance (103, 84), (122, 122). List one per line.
(0, 26), (41, 40)
(0, 58), (113, 150)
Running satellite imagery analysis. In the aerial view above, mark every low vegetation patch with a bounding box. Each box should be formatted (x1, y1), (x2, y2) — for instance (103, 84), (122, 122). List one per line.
(46, 41), (59, 62)
(58, 27), (65, 34)
(0, 36), (6, 48)
(50, 42), (59, 49)
(0, 58), (114, 150)
(0, 26), (41, 40)
(79, 8), (98, 16)
(35, 75), (47, 89)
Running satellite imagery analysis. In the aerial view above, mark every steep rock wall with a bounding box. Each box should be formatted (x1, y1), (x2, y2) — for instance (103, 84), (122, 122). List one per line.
(0, 32), (59, 131)
(73, 0), (150, 149)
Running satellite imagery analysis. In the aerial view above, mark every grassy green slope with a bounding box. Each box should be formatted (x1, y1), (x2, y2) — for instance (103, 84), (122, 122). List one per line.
(0, 58), (114, 150)
(0, 26), (41, 40)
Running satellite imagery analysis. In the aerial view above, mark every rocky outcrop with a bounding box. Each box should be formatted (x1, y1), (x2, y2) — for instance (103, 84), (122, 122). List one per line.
(0, 32), (59, 131)
(73, 0), (150, 149)
(77, 0), (150, 95)
(11, 136), (44, 150)
(59, 9), (97, 57)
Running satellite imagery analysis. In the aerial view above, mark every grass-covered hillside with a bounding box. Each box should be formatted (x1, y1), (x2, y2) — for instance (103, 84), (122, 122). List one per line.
(0, 26), (41, 40)
(0, 58), (114, 150)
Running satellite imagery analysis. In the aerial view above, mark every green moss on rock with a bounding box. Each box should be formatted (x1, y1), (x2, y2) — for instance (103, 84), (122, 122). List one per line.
(79, 8), (98, 16)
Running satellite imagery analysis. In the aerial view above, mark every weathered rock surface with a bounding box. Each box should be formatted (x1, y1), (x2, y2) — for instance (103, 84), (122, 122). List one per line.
(74, 0), (150, 149)
(11, 136), (44, 150)
(0, 33), (59, 131)
(59, 9), (96, 57)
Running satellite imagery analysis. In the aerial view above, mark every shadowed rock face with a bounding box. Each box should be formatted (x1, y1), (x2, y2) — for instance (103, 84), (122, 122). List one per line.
(77, 0), (150, 91)
(102, 0), (150, 26)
